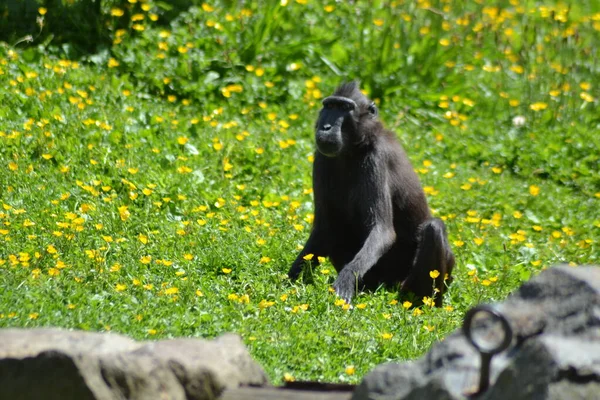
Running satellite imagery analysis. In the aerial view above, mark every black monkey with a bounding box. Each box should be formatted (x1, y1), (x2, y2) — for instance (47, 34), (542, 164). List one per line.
(288, 82), (455, 306)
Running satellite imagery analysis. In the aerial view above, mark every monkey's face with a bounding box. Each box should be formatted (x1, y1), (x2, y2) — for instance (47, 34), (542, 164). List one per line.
(315, 96), (358, 157)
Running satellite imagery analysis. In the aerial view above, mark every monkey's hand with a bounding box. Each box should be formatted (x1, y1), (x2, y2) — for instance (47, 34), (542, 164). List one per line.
(287, 262), (303, 282)
(333, 268), (357, 304)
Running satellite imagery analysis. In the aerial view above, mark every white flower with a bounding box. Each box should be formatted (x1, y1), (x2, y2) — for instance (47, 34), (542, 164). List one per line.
(512, 116), (526, 127)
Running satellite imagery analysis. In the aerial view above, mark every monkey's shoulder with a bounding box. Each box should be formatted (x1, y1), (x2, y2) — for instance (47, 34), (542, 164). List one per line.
(371, 131), (412, 168)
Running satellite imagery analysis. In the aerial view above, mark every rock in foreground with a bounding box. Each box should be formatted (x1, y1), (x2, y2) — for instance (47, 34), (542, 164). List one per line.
(0, 330), (268, 400)
(353, 265), (600, 400)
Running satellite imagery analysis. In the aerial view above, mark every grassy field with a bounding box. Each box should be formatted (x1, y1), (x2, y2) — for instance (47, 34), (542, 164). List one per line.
(0, 0), (599, 384)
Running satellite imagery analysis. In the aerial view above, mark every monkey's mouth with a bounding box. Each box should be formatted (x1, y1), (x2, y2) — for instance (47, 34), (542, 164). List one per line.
(316, 141), (342, 157)
(315, 130), (343, 157)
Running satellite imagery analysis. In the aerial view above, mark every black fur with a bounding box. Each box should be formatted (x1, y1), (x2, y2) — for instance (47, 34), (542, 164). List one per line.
(288, 82), (455, 305)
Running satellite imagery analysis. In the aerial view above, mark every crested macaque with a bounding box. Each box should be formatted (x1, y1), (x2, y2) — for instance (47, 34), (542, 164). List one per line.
(288, 82), (455, 306)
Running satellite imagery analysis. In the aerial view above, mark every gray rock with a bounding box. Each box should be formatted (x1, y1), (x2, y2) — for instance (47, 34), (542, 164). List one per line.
(354, 265), (600, 400)
(0, 329), (268, 400)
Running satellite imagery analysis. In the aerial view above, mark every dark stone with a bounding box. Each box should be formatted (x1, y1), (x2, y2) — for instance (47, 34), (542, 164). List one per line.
(0, 329), (268, 400)
(354, 265), (600, 400)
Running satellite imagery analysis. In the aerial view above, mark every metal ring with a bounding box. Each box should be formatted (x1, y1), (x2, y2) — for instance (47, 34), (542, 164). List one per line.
(463, 305), (513, 355)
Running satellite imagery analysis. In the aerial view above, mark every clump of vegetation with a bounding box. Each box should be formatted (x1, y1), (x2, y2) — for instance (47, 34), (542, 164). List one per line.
(0, 0), (598, 383)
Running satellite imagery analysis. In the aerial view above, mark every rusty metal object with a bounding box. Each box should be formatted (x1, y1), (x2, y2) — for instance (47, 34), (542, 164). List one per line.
(463, 305), (513, 396)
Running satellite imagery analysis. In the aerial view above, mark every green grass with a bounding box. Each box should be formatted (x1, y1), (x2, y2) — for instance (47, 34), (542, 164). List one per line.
(0, 0), (599, 384)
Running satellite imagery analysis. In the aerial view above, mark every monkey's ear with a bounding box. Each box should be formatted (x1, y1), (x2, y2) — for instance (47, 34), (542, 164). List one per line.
(368, 102), (378, 116)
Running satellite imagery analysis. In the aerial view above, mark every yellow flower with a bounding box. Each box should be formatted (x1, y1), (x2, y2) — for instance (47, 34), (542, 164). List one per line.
(580, 92), (595, 102)
(530, 102), (548, 111)
(165, 287), (179, 295)
(140, 255), (152, 264)
(222, 268), (232, 274)
(529, 185), (540, 196)
(110, 8), (124, 17)
(108, 58), (120, 68)
(345, 365), (356, 375)
(302, 253), (314, 261)
(110, 263), (121, 272)
(228, 293), (239, 301)
(429, 270), (440, 279)
(259, 299), (275, 309)
(381, 333), (393, 340)
(259, 256), (271, 263)
(402, 301), (412, 309)
(115, 283), (127, 292)
(118, 206), (130, 221)
(510, 65), (524, 74)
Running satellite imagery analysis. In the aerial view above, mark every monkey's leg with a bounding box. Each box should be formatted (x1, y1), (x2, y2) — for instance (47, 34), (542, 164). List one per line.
(401, 218), (455, 306)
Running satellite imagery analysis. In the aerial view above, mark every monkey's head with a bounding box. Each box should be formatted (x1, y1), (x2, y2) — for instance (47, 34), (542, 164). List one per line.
(315, 81), (378, 157)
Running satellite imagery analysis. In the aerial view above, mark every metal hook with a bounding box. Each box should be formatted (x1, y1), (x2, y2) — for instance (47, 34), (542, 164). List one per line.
(463, 305), (513, 396)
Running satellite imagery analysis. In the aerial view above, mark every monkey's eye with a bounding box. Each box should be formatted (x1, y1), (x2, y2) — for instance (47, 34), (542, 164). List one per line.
(368, 103), (378, 116)
(325, 103), (333, 109)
